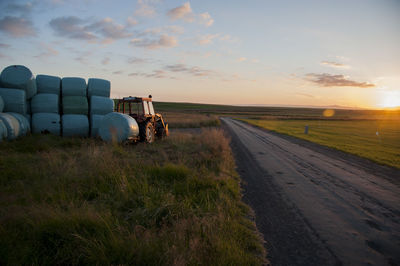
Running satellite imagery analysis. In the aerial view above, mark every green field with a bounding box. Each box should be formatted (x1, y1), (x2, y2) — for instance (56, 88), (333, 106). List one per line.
(0, 131), (266, 265)
(240, 119), (400, 169)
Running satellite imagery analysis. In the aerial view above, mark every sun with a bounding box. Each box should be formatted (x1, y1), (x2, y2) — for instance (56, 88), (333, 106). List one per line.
(379, 91), (400, 108)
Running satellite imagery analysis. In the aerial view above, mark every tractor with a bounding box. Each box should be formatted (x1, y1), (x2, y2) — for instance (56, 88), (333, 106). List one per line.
(115, 95), (169, 143)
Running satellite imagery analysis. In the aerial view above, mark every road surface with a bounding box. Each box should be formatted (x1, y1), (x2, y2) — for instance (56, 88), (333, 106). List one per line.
(222, 118), (400, 266)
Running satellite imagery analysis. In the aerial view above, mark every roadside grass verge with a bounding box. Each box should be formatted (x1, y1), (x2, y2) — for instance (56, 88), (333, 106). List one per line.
(240, 119), (400, 169)
(0, 130), (266, 265)
(163, 112), (220, 128)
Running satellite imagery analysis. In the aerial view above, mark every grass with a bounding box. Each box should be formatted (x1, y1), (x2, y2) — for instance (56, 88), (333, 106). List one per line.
(162, 112), (220, 128)
(0, 130), (266, 265)
(240, 119), (400, 169)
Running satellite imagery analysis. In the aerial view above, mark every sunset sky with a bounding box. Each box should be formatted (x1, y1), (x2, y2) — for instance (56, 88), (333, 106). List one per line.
(0, 0), (399, 108)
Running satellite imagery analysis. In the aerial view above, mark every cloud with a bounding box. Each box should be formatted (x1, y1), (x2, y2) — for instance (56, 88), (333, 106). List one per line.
(102, 57), (110, 65)
(0, 16), (36, 37)
(49, 16), (96, 40)
(49, 16), (133, 42)
(130, 34), (177, 49)
(198, 12), (214, 27)
(5, 2), (33, 15)
(127, 57), (147, 64)
(129, 70), (167, 79)
(164, 63), (217, 77)
(197, 34), (219, 45)
(126, 17), (138, 26)
(237, 57), (247, 62)
(113, 70), (123, 75)
(296, 92), (315, 98)
(306, 73), (375, 88)
(320, 61), (350, 69)
(0, 43), (10, 48)
(34, 43), (59, 58)
(167, 2), (213, 27)
(134, 0), (156, 17)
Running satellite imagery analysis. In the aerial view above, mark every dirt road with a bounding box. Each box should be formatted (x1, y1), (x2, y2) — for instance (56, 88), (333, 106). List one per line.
(222, 118), (400, 266)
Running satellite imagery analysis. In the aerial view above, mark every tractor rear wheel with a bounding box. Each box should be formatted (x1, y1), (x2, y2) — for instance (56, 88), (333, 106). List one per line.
(140, 122), (155, 143)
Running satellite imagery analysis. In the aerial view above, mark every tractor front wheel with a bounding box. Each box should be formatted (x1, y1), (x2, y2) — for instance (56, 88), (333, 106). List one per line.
(140, 122), (155, 143)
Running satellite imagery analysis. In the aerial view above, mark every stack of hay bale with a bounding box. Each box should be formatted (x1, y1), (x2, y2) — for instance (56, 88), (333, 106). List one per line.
(32, 75), (61, 135)
(0, 65), (34, 140)
(87, 78), (113, 137)
(0, 64), (115, 142)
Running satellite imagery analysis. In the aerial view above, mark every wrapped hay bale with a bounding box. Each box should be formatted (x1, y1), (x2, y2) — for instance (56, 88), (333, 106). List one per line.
(87, 78), (110, 98)
(62, 96), (88, 115)
(32, 113), (60, 135)
(0, 88), (27, 114)
(0, 119), (7, 141)
(61, 77), (86, 97)
(31, 93), (59, 114)
(90, 96), (114, 115)
(26, 100), (31, 114)
(90, 114), (104, 137)
(24, 114), (31, 125)
(36, 74), (61, 95)
(62, 114), (89, 137)
(0, 113), (21, 140)
(0, 95), (3, 112)
(8, 112), (30, 136)
(99, 112), (139, 143)
(0, 65), (37, 99)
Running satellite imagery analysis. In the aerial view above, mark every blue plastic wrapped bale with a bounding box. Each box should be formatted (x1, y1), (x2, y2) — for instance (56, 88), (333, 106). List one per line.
(90, 96), (114, 115)
(87, 78), (110, 98)
(62, 114), (89, 137)
(36, 74), (61, 95)
(32, 113), (60, 135)
(0, 95), (3, 112)
(31, 93), (59, 114)
(24, 114), (31, 125)
(99, 112), (139, 143)
(0, 113), (21, 140)
(8, 112), (30, 136)
(0, 88), (27, 114)
(0, 65), (37, 99)
(26, 100), (31, 114)
(62, 96), (88, 115)
(61, 77), (87, 97)
(90, 114), (104, 137)
(0, 119), (7, 141)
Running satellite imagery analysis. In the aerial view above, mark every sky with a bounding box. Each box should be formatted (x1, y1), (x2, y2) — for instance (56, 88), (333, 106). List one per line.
(0, 0), (399, 108)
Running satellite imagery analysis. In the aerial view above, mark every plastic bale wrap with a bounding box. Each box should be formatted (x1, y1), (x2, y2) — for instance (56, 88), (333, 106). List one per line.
(0, 95), (4, 112)
(0, 65), (37, 99)
(0, 119), (8, 141)
(0, 88), (27, 114)
(61, 77), (87, 97)
(87, 78), (110, 98)
(90, 114), (104, 137)
(0, 113), (21, 140)
(32, 113), (60, 135)
(99, 112), (139, 143)
(31, 93), (59, 114)
(36, 74), (61, 95)
(62, 114), (89, 137)
(26, 100), (31, 114)
(24, 114), (31, 125)
(62, 96), (88, 115)
(90, 96), (114, 115)
(8, 112), (30, 136)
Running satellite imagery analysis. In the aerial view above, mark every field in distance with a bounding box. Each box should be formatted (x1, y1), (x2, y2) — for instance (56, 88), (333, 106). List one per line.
(155, 102), (400, 168)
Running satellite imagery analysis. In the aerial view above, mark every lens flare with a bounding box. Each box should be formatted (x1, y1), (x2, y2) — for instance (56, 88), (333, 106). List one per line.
(323, 109), (335, 117)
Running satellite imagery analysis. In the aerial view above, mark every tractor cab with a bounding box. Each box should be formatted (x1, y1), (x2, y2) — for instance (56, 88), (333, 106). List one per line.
(116, 95), (168, 143)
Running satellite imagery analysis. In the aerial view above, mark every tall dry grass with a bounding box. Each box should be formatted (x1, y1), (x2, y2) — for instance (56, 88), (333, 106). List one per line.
(0, 131), (266, 265)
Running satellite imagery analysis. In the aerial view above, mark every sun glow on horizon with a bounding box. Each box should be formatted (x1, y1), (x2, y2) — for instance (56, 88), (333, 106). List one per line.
(379, 91), (400, 108)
